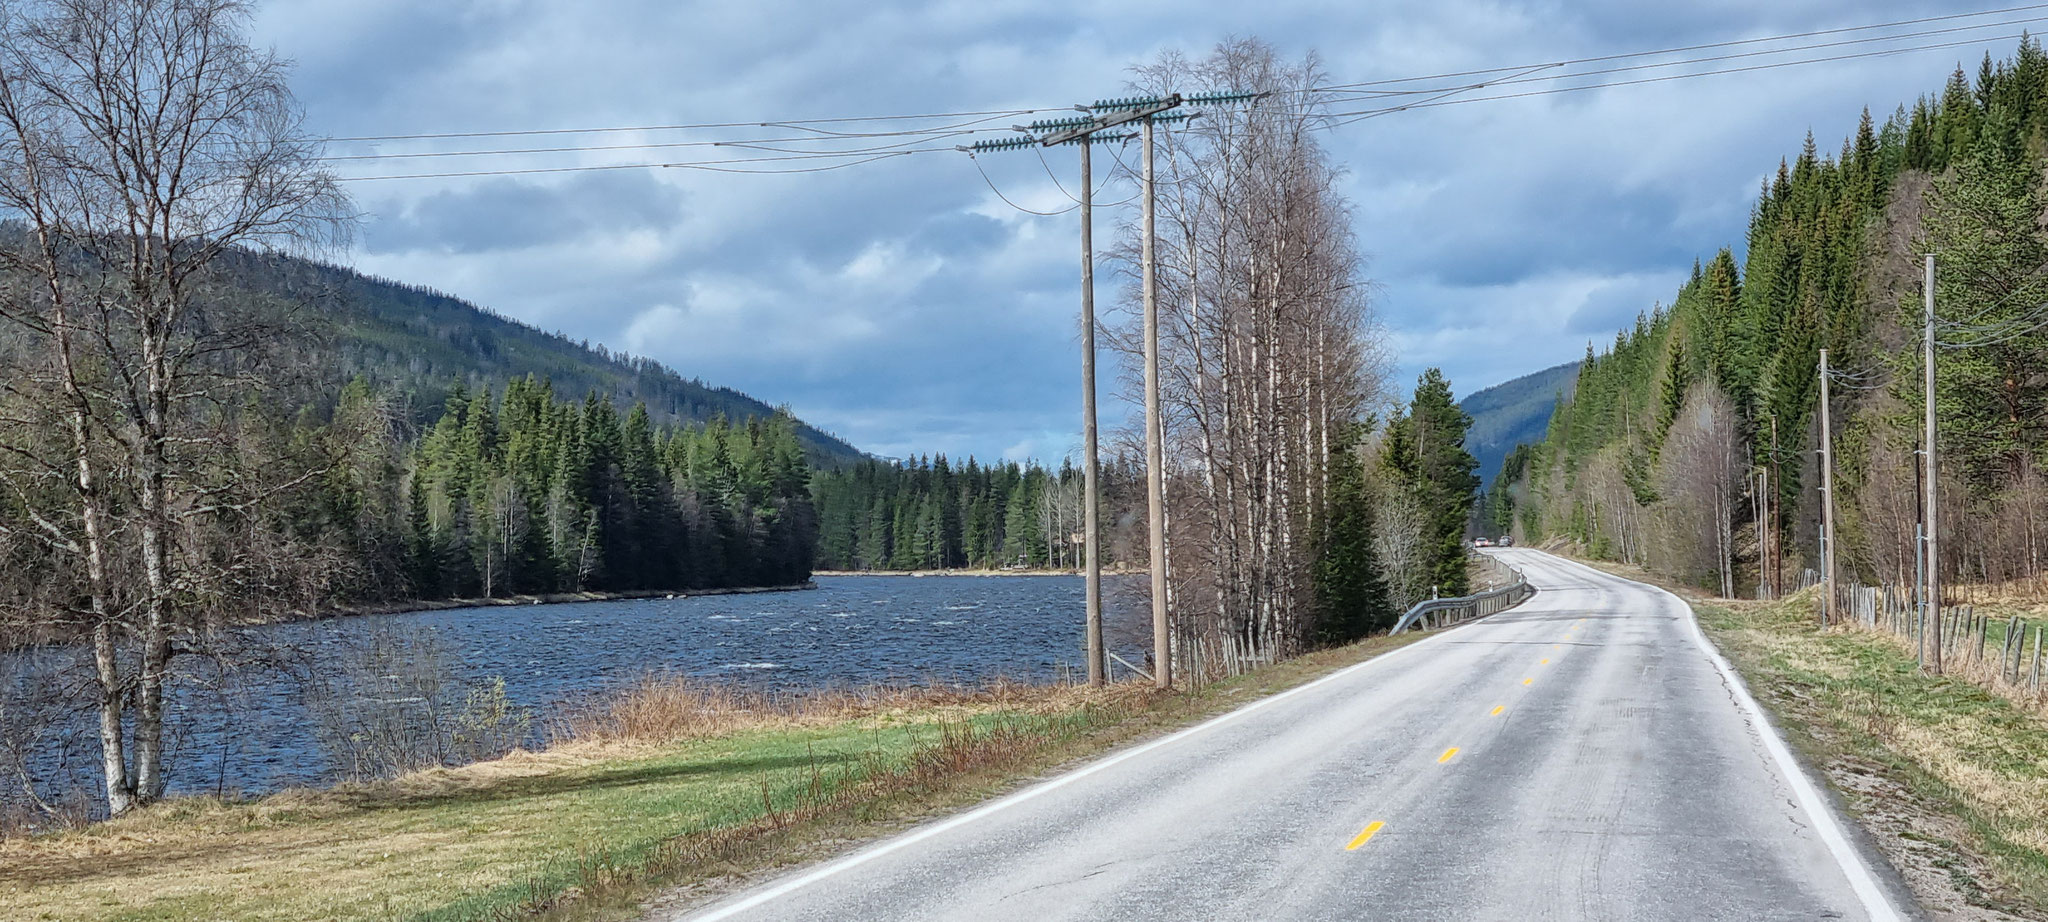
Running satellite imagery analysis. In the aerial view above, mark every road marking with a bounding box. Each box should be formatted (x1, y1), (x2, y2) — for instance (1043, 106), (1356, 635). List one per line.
(1553, 644), (1562, 649)
(1539, 658), (1550, 665)
(1437, 747), (1459, 763)
(1544, 553), (1905, 922)
(1522, 677), (1534, 685)
(686, 609), (1475, 920)
(1489, 705), (1504, 716)
(1345, 820), (1385, 850)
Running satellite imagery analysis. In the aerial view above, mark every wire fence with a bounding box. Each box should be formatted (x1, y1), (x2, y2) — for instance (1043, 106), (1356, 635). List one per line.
(1831, 580), (2048, 702)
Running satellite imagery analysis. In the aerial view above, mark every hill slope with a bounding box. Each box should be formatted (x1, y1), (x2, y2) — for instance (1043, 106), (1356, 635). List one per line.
(225, 251), (865, 464)
(1459, 360), (1578, 483)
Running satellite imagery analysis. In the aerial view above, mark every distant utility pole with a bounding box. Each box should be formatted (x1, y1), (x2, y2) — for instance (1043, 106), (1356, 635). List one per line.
(1755, 467), (1769, 599)
(1761, 413), (1777, 594)
(1819, 348), (1838, 626)
(1924, 254), (1942, 675)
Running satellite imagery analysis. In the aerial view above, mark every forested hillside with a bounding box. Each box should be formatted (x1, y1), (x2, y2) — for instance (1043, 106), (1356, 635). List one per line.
(218, 251), (864, 464)
(1461, 360), (1578, 483)
(1511, 40), (2048, 594)
(2, 247), (859, 624)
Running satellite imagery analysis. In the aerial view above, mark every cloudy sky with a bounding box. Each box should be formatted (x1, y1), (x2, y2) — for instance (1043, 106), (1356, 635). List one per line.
(252, 0), (2024, 461)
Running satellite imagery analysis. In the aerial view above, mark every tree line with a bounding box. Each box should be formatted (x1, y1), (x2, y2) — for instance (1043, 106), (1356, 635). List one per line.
(308, 376), (818, 603)
(811, 456), (1137, 571)
(1506, 38), (2048, 595)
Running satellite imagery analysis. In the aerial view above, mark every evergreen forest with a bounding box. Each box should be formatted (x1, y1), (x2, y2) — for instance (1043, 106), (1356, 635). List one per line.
(1500, 40), (2048, 594)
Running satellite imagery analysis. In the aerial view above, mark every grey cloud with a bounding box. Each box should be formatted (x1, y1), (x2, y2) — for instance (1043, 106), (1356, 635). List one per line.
(259, 0), (2016, 453)
(363, 171), (687, 254)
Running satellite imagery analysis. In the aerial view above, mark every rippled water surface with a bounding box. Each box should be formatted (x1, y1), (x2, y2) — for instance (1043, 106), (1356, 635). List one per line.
(6, 575), (1146, 802)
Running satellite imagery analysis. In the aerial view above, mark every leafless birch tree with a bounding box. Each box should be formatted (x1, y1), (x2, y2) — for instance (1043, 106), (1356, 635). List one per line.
(1110, 41), (1386, 678)
(0, 0), (348, 815)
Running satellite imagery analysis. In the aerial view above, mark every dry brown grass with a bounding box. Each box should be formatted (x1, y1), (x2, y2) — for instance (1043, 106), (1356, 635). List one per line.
(557, 673), (1150, 744)
(1951, 576), (2048, 614)
(1697, 596), (2048, 918)
(1848, 622), (2048, 720)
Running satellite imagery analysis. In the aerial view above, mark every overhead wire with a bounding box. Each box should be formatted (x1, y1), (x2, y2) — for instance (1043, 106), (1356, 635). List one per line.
(1034, 142), (1145, 207)
(1304, 3), (2048, 92)
(327, 5), (2048, 184)
(322, 129), (994, 164)
(1939, 309), (2048, 346)
(968, 153), (1080, 216)
(1315, 33), (2038, 126)
(322, 107), (1066, 144)
(336, 147), (949, 182)
(1307, 13), (2048, 109)
(320, 112), (1027, 163)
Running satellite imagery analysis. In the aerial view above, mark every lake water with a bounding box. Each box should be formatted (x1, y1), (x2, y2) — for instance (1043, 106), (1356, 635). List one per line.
(4, 574), (1148, 808)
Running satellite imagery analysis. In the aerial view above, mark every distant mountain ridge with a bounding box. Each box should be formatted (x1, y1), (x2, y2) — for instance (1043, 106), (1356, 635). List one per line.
(222, 251), (866, 464)
(1459, 360), (1579, 484)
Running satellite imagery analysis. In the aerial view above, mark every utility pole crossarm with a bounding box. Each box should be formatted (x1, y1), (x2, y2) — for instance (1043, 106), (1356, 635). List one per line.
(1039, 95), (1184, 145)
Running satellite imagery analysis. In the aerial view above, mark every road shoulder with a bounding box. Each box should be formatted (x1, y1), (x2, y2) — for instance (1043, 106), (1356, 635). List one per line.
(1570, 556), (2047, 922)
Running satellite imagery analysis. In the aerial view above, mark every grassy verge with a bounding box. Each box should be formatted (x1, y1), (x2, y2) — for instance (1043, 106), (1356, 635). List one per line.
(1, 634), (1424, 922)
(1694, 595), (2048, 920)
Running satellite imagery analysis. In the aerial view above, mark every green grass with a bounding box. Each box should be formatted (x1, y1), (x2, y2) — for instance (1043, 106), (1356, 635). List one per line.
(7, 724), (933, 922)
(0, 633), (1424, 922)
(1697, 596), (2048, 916)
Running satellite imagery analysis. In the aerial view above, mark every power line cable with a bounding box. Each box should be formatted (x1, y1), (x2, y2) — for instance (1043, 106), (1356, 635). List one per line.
(1939, 307), (2048, 346)
(1308, 13), (2048, 107)
(967, 153), (1081, 216)
(1305, 3), (2048, 92)
(336, 147), (948, 182)
(1317, 32), (2035, 126)
(320, 113), (1028, 162)
(321, 128), (994, 163)
(327, 5), (2048, 183)
(323, 107), (1064, 144)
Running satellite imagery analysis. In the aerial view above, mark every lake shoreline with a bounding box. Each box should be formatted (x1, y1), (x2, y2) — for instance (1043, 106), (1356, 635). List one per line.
(1, 582), (822, 654)
(320, 581), (819, 619)
(811, 568), (1117, 578)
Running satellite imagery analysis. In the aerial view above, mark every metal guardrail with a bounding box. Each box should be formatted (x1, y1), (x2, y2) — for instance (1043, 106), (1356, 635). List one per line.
(1390, 566), (1536, 634)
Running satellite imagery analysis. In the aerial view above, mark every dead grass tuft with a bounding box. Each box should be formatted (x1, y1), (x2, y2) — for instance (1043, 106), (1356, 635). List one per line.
(559, 672), (1151, 744)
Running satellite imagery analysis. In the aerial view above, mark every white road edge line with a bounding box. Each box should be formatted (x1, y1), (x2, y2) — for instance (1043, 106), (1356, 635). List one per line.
(683, 618), (1474, 921)
(1538, 551), (1904, 922)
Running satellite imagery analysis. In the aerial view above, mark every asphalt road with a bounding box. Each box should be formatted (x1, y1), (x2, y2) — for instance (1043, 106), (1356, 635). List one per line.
(674, 549), (1911, 922)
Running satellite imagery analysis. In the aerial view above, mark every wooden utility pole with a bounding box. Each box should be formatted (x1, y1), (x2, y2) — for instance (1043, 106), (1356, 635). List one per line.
(1755, 468), (1768, 598)
(1771, 414), (1783, 596)
(1142, 114), (1171, 691)
(1079, 139), (1105, 687)
(991, 94), (1185, 688)
(1819, 348), (1838, 626)
(1925, 254), (1943, 674)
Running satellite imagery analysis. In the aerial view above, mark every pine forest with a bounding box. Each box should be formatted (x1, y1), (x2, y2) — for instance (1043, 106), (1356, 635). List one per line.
(1501, 39), (2048, 595)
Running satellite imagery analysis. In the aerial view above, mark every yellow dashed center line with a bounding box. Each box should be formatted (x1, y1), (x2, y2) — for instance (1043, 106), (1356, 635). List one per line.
(1522, 677), (1534, 686)
(1490, 705), (1504, 716)
(1346, 820), (1385, 850)
(1539, 658), (1550, 665)
(1438, 747), (1459, 764)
